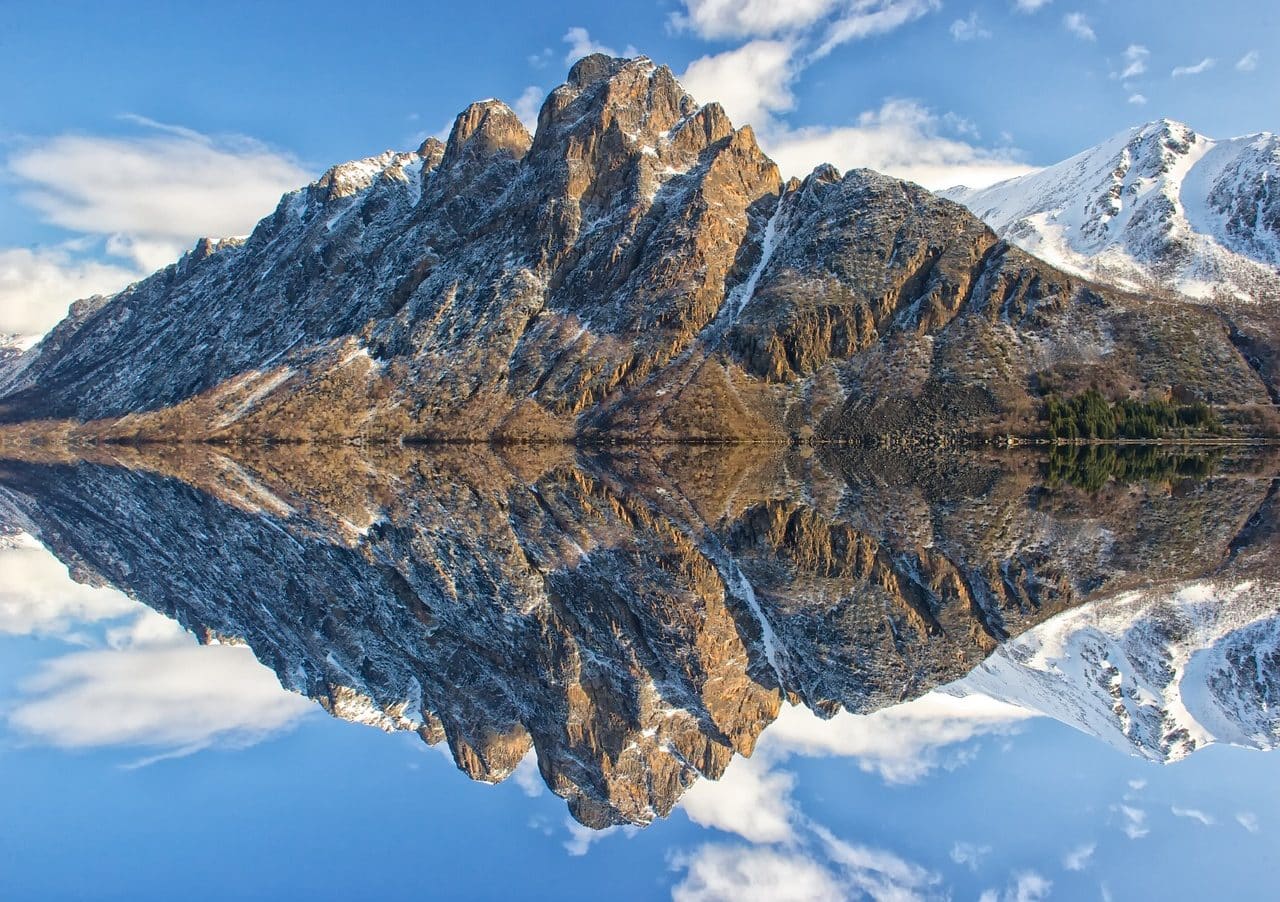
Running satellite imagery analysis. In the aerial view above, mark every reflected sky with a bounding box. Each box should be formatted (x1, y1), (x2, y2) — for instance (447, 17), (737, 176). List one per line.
(0, 446), (1277, 900)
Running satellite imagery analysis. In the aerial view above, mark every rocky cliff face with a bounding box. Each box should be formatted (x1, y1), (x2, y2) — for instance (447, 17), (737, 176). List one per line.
(2, 64), (1272, 439)
(0, 443), (1273, 826)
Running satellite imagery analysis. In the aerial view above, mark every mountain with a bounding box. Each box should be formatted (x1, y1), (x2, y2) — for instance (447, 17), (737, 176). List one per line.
(949, 475), (1280, 762)
(944, 120), (1280, 304)
(0, 442), (1274, 825)
(1, 61), (1275, 441)
(952, 580), (1280, 762)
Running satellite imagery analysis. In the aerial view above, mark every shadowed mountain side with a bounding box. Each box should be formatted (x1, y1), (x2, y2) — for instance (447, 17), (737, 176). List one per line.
(0, 443), (1274, 826)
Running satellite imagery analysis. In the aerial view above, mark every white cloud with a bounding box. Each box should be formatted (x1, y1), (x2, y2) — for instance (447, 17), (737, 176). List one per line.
(813, 824), (945, 901)
(1013, 0), (1051, 11)
(1127, 779), (1147, 791)
(8, 120), (309, 273)
(1008, 871), (1052, 902)
(1119, 44), (1149, 79)
(561, 27), (638, 66)
(680, 753), (797, 843)
(676, 8), (1025, 191)
(1172, 57), (1216, 77)
(511, 85), (544, 132)
(0, 535), (138, 637)
(7, 607), (314, 755)
(1236, 812), (1260, 833)
(981, 871), (1054, 902)
(1127, 93), (1148, 105)
(761, 693), (1032, 782)
(2, 118), (309, 340)
(951, 841), (992, 871)
(564, 818), (632, 855)
(1236, 50), (1259, 72)
(0, 245), (140, 341)
(950, 12), (992, 42)
(1171, 806), (1215, 826)
(1062, 842), (1095, 871)
(511, 748), (544, 797)
(681, 40), (799, 128)
(670, 0), (837, 39)
(1062, 12), (1095, 41)
(760, 99), (1037, 190)
(528, 47), (553, 69)
(1116, 804), (1149, 839)
(814, 1), (943, 59)
(671, 845), (844, 902)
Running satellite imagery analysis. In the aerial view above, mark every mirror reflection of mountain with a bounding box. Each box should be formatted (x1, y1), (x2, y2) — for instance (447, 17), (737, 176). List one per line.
(0, 442), (1275, 828)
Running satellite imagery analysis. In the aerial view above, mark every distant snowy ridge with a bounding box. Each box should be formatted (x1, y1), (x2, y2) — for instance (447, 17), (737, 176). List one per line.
(948, 579), (1280, 762)
(944, 119), (1280, 303)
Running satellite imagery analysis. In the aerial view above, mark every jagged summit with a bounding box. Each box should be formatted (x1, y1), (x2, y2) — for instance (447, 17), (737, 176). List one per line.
(944, 118), (1280, 303)
(1, 57), (1275, 440)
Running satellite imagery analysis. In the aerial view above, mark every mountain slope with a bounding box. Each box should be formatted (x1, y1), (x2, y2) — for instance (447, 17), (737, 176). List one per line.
(944, 119), (1280, 304)
(1, 66), (1273, 441)
(951, 579), (1280, 762)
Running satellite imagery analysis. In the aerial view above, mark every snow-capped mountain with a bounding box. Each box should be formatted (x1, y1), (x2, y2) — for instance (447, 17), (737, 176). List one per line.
(944, 119), (1280, 303)
(1, 61), (1274, 440)
(951, 579), (1280, 762)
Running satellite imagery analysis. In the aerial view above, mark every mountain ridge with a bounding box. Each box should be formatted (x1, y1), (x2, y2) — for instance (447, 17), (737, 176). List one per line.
(2, 59), (1276, 442)
(944, 118), (1280, 303)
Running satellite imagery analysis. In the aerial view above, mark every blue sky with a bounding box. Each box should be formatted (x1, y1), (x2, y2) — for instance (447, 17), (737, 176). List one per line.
(1, 536), (1277, 900)
(1, 1), (1275, 337)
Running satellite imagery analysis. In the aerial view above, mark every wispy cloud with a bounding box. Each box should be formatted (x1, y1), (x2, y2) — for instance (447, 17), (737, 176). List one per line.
(952, 841), (993, 871)
(1236, 812), (1260, 833)
(0, 535), (137, 637)
(1236, 50), (1260, 72)
(1013, 0), (1051, 11)
(7, 608), (314, 756)
(1128, 93), (1148, 105)
(561, 26), (637, 66)
(761, 99), (1035, 190)
(1172, 806), (1216, 826)
(1172, 57), (1216, 77)
(681, 39), (799, 128)
(670, 844), (845, 902)
(1116, 804), (1150, 839)
(1119, 44), (1150, 79)
(761, 693), (1033, 783)
(679, 753), (797, 843)
(673, 0), (1018, 189)
(813, 0), (943, 59)
(980, 870), (1053, 902)
(669, 0), (838, 40)
(1062, 12), (1095, 41)
(951, 12), (992, 42)
(1062, 841), (1096, 871)
(2, 118), (310, 338)
(510, 85), (544, 131)
(0, 246), (140, 341)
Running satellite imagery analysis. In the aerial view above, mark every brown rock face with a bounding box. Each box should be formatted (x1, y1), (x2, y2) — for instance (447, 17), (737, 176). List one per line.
(1, 55), (1272, 440)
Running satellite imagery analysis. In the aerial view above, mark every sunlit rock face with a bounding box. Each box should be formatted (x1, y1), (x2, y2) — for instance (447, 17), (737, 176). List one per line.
(0, 58), (1272, 440)
(0, 444), (1275, 827)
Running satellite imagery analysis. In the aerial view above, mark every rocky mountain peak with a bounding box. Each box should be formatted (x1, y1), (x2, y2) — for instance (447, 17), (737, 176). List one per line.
(531, 55), (698, 161)
(441, 99), (531, 170)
